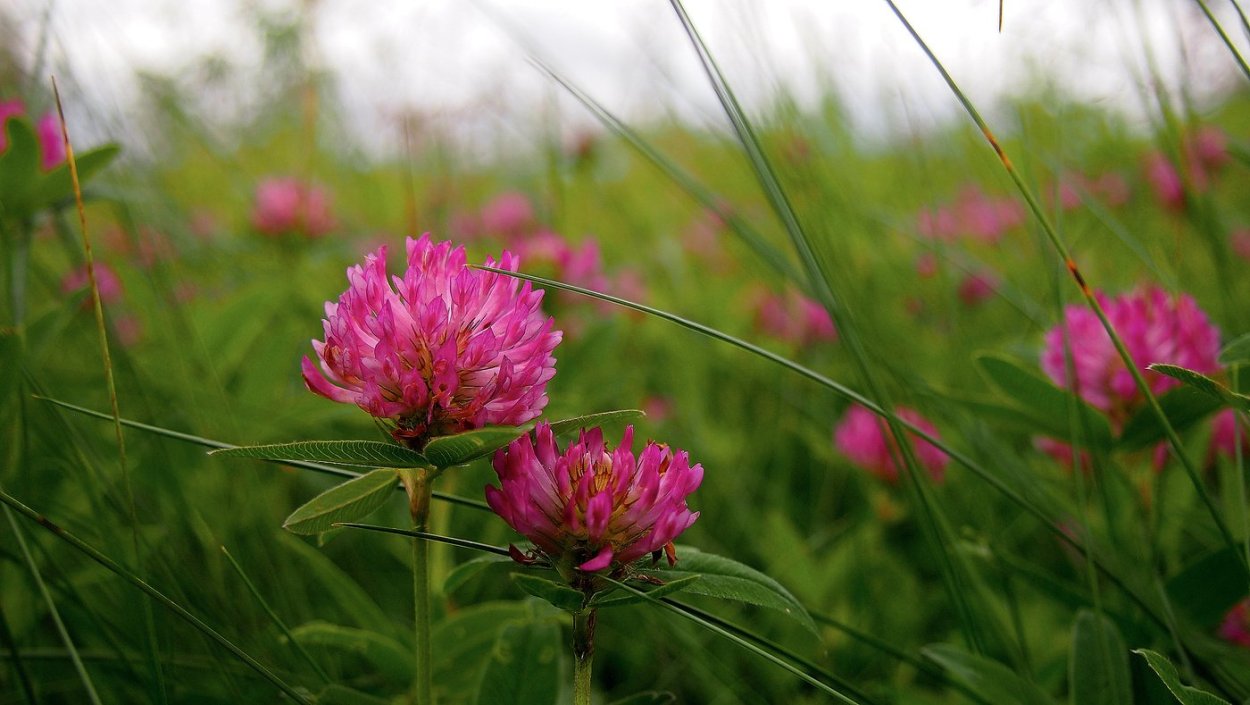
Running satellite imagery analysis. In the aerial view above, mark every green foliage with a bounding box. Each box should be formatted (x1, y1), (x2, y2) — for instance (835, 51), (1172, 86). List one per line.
(422, 424), (534, 469)
(1133, 650), (1232, 705)
(211, 440), (430, 468)
(1069, 611), (1131, 705)
(282, 468), (400, 535)
(473, 619), (562, 705)
(1149, 364), (1250, 413)
(975, 352), (1113, 448)
(922, 644), (1055, 705)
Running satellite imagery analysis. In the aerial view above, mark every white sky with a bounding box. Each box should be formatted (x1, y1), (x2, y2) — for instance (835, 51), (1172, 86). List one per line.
(5, 0), (1247, 156)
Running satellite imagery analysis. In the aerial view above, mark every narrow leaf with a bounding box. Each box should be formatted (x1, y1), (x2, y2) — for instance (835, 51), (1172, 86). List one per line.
(547, 409), (645, 436)
(433, 602), (533, 695)
(607, 693), (677, 705)
(638, 547), (817, 633)
(422, 424), (534, 469)
(923, 644), (1054, 705)
(511, 573), (584, 612)
(591, 575), (701, 608)
(1218, 333), (1250, 367)
(291, 622), (412, 685)
(474, 620), (561, 705)
(1148, 365), (1250, 412)
(1133, 650), (1232, 705)
(210, 440), (429, 468)
(1118, 387), (1224, 451)
(282, 469), (400, 535)
(1070, 610), (1131, 705)
(976, 353), (1113, 448)
(1166, 546), (1250, 627)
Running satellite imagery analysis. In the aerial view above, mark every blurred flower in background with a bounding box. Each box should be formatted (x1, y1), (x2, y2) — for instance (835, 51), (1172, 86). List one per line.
(833, 404), (948, 484)
(251, 177), (336, 238)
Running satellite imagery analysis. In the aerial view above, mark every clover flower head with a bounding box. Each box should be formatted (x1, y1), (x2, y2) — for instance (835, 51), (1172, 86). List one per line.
(834, 404), (948, 484)
(302, 234), (561, 446)
(486, 423), (702, 573)
(251, 177), (336, 238)
(1040, 287), (1220, 424)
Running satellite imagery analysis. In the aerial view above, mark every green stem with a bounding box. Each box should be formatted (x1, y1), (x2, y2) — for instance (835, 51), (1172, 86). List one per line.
(403, 468), (434, 705)
(572, 609), (596, 705)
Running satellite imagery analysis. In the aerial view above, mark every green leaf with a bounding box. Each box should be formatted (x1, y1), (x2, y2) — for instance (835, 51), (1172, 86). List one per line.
(547, 409), (645, 436)
(210, 440), (429, 468)
(314, 685), (392, 705)
(423, 424), (534, 469)
(605, 695), (675, 705)
(282, 468), (400, 535)
(511, 573), (584, 612)
(607, 693), (677, 705)
(1118, 386), (1224, 451)
(1149, 364), (1250, 412)
(29, 143), (120, 209)
(1165, 546), (1250, 627)
(637, 547), (817, 633)
(444, 555), (516, 596)
(433, 601), (533, 695)
(0, 119), (39, 212)
(922, 643), (1054, 705)
(290, 621), (412, 685)
(474, 620), (561, 705)
(975, 353), (1113, 448)
(591, 574), (701, 608)
(1132, 650), (1232, 705)
(1218, 333), (1250, 367)
(1070, 610), (1131, 705)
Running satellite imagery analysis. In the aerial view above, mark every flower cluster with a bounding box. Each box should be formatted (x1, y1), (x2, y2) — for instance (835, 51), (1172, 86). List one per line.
(487, 423), (702, 573)
(1040, 287), (1221, 424)
(302, 234), (562, 446)
(833, 404), (948, 484)
(251, 177), (336, 238)
(0, 98), (66, 170)
(751, 285), (837, 347)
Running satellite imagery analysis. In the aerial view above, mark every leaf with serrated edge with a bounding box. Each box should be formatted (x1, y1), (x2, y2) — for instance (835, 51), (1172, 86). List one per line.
(638, 547), (816, 632)
(422, 424), (534, 468)
(211, 440), (429, 468)
(1148, 364), (1250, 412)
(548, 409), (645, 436)
(1133, 650), (1231, 705)
(283, 468), (400, 535)
(1219, 333), (1250, 367)
(511, 573), (583, 612)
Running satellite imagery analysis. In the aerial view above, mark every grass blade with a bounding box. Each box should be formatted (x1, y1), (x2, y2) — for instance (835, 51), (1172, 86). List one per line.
(220, 546), (331, 685)
(880, 0), (1247, 575)
(1194, 0), (1250, 83)
(334, 523), (512, 557)
(3, 505), (102, 705)
(0, 487), (313, 704)
(34, 396), (490, 511)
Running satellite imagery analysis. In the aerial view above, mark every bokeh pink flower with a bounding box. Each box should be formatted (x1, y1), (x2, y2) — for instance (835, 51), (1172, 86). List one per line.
(302, 234), (562, 446)
(958, 271), (998, 307)
(752, 285), (837, 347)
(251, 177), (336, 238)
(833, 404), (948, 484)
(61, 262), (124, 307)
(1040, 287), (1220, 424)
(480, 191), (536, 239)
(0, 100), (66, 170)
(487, 423), (702, 573)
(1219, 598), (1250, 648)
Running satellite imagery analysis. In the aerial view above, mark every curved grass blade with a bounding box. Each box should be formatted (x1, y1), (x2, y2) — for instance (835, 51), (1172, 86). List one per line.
(598, 575), (866, 705)
(881, 0), (1247, 575)
(221, 547), (330, 685)
(0, 488), (312, 704)
(3, 505), (101, 705)
(1194, 0), (1250, 83)
(210, 441), (429, 468)
(333, 523), (511, 556)
(0, 602), (36, 705)
(548, 409), (644, 436)
(34, 397), (490, 511)
(52, 77), (166, 704)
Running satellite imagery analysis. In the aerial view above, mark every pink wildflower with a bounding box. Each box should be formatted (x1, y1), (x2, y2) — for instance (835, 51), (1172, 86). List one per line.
(1209, 410), (1249, 464)
(301, 234), (562, 447)
(61, 262), (124, 306)
(251, 177), (336, 238)
(1090, 172), (1130, 208)
(1231, 229), (1250, 262)
(915, 252), (939, 279)
(1040, 288), (1221, 425)
(0, 100), (22, 152)
(1192, 126), (1229, 172)
(1144, 153), (1186, 211)
(35, 113), (65, 171)
(480, 192), (535, 238)
(753, 286), (837, 347)
(916, 206), (958, 241)
(833, 404), (948, 484)
(487, 423), (702, 573)
(1219, 599), (1250, 648)
(958, 271), (998, 307)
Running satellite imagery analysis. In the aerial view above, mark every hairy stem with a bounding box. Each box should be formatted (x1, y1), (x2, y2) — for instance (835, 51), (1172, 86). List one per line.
(572, 609), (596, 705)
